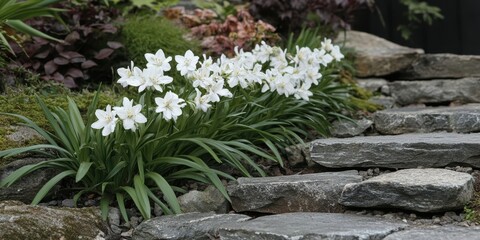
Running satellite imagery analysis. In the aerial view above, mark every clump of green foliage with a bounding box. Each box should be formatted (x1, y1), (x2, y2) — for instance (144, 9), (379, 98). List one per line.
(121, 15), (201, 67)
(397, 0), (443, 40)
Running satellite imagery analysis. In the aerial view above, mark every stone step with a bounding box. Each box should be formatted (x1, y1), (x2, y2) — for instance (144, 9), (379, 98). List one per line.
(394, 54), (480, 79)
(389, 78), (480, 105)
(339, 168), (474, 212)
(374, 104), (480, 135)
(134, 212), (409, 240)
(384, 226), (480, 240)
(310, 132), (480, 169)
(227, 171), (362, 214)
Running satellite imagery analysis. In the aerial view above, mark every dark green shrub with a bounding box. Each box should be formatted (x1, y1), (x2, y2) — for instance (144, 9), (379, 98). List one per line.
(121, 15), (201, 67)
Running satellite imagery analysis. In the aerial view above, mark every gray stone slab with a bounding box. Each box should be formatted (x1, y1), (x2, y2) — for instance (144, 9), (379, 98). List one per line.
(132, 212), (251, 240)
(310, 132), (480, 168)
(335, 31), (423, 77)
(388, 78), (480, 105)
(339, 169), (474, 212)
(369, 96), (397, 109)
(219, 212), (408, 240)
(374, 104), (480, 134)
(331, 119), (373, 138)
(384, 226), (480, 240)
(228, 171), (362, 214)
(356, 78), (390, 94)
(396, 54), (480, 79)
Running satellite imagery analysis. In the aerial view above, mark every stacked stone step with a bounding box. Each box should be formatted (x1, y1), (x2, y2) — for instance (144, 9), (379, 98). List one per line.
(131, 32), (480, 239)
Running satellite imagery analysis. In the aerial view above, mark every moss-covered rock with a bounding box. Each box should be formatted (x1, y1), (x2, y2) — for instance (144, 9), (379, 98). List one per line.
(0, 200), (109, 240)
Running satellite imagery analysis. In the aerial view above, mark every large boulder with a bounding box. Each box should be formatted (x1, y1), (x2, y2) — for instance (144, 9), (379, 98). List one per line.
(374, 104), (480, 134)
(0, 158), (56, 203)
(389, 78), (480, 105)
(132, 212), (251, 240)
(0, 200), (108, 240)
(219, 212), (408, 240)
(339, 169), (474, 212)
(335, 31), (423, 77)
(310, 132), (480, 169)
(227, 171), (362, 214)
(396, 54), (480, 79)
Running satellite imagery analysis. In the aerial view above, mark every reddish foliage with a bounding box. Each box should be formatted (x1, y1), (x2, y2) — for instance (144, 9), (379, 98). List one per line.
(165, 7), (279, 57)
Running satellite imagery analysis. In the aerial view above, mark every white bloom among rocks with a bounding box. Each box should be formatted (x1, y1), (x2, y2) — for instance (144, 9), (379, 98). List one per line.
(194, 88), (212, 112)
(117, 61), (142, 88)
(155, 91), (186, 121)
(92, 105), (118, 136)
(114, 97), (147, 131)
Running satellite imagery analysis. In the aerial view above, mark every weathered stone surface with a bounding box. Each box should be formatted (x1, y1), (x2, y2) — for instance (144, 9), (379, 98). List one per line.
(285, 143), (313, 167)
(6, 126), (42, 143)
(228, 171), (362, 214)
(396, 54), (480, 79)
(0, 200), (108, 240)
(340, 169), (473, 212)
(335, 31), (423, 77)
(0, 158), (56, 203)
(374, 104), (480, 134)
(219, 212), (408, 240)
(177, 185), (229, 214)
(389, 78), (480, 105)
(310, 132), (480, 168)
(356, 78), (390, 94)
(331, 119), (373, 138)
(370, 96), (397, 109)
(384, 226), (480, 240)
(132, 212), (250, 240)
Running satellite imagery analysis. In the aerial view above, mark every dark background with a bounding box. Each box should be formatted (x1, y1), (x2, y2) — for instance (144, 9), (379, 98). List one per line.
(353, 0), (480, 55)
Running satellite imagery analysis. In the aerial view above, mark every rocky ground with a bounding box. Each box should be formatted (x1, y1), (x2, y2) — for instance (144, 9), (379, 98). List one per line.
(2, 30), (480, 239)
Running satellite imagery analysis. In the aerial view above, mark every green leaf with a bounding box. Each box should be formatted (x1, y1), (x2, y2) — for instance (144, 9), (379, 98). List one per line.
(116, 193), (129, 223)
(134, 175), (151, 219)
(100, 195), (110, 221)
(32, 170), (76, 205)
(5, 20), (61, 42)
(145, 172), (181, 214)
(75, 162), (93, 183)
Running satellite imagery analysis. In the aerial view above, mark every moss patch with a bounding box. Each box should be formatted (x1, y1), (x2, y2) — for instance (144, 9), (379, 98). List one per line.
(0, 87), (121, 166)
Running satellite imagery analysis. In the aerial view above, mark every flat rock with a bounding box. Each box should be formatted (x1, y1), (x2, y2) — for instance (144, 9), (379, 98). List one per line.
(389, 78), (480, 105)
(395, 54), (480, 79)
(331, 119), (373, 138)
(384, 226), (480, 240)
(335, 31), (423, 77)
(340, 169), (473, 212)
(356, 78), (390, 94)
(0, 158), (56, 203)
(0, 200), (108, 240)
(132, 212), (250, 240)
(177, 185), (229, 214)
(310, 132), (480, 168)
(219, 212), (408, 240)
(228, 171), (362, 214)
(374, 104), (480, 134)
(370, 96), (397, 109)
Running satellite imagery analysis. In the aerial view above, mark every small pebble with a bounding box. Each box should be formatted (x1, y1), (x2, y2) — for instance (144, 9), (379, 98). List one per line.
(61, 199), (75, 208)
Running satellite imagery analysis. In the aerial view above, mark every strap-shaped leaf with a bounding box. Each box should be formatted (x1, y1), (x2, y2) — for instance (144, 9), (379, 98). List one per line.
(75, 162), (93, 182)
(32, 170), (76, 205)
(145, 172), (181, 214)
(5, 20), (60, 42)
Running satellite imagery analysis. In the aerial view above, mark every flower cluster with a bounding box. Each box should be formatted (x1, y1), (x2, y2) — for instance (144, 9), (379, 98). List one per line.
(92, 39), (343, 136)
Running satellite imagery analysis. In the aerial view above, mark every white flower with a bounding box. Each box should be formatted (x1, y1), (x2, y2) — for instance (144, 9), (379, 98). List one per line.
(321, 38), (334, 52)
(91, 105), (117, 136)
(175, 50), (199, 76)
(145, 49), (172, 72)
(206, 80), (232, 102)
(113, 98), (147, 131)
(330, 45), (344, 61)
(274, 75), (295, 97)
(155, 91), (186, 121)
(142, 67), (173, 92)
(194, 88), (211, 112)
(294, 84), (313, 101)
(117, 61), (142, 88)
